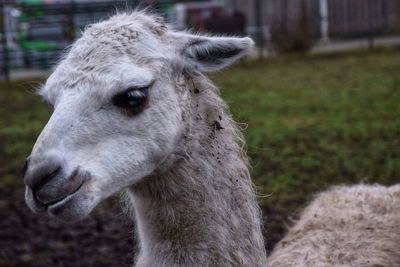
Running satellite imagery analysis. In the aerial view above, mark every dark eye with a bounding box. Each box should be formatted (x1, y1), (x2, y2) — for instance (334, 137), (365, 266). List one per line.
(112, 87), (149, 115)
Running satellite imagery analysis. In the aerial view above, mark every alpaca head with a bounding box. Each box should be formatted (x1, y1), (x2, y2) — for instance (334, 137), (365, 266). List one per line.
(23, 11), (254, 222)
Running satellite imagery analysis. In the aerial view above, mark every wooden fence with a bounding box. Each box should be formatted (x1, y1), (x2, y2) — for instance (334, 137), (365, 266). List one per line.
(328, 0), (400, 37)
(231, 0), (400, 40)
(2, 0), (400, 79)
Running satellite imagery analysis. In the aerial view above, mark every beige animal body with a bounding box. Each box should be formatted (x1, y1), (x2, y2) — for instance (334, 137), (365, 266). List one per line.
(268, 184), (400, 267)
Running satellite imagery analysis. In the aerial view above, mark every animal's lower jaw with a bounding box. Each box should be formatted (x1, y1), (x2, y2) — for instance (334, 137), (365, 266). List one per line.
(47, 189), (97, 222)
(47, 193), (76, 215)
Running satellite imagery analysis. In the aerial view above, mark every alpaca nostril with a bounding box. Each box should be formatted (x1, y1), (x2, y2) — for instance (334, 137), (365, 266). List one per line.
(36, 187), (65, 206)
(25, 164), (62, 193)
(35, 168), (87, 206)
(30, 166), (62, 205)
(35, 167), (61, 192)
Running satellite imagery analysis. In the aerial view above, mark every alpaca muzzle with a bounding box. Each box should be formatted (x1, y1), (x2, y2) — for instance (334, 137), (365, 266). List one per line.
(35, 168), (86, 206)
(24, 156), (88, 209)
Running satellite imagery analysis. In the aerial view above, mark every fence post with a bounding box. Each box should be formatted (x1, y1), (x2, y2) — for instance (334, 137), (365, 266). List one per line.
(1, 0), (10, 80)
(382, 0), (389, 33)
(254, 0), (264, 58)
(367, 0), (375, 48)
(68, 0), (76, 41)
(319, 0), (329, 43)
(281, 0), (288, 33)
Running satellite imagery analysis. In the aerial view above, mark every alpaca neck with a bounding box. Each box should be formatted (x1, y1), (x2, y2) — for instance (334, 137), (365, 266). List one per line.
(128, 73), (267, 267)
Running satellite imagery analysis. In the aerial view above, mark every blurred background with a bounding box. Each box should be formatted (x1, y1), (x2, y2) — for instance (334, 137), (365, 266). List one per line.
(0, 0), (399, 266)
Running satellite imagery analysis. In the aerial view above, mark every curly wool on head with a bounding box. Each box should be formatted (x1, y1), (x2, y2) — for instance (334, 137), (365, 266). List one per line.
(45, 12), (169, 90)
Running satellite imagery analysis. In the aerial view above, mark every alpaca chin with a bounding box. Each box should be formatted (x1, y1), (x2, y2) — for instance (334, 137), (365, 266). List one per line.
(47, 192), (96, 222)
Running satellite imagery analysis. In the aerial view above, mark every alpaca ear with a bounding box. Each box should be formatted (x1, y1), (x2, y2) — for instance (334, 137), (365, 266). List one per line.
(179, 35), (254, 72)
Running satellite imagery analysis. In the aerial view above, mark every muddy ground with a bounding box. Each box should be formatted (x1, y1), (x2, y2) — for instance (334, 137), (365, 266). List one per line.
(0, 193), (285, 267)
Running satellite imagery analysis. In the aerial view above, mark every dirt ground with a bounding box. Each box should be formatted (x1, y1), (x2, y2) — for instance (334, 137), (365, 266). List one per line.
(0, 194), (285, 267)
(0, 196), (136, 267)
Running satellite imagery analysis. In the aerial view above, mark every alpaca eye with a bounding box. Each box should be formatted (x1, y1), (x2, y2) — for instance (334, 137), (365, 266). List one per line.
(112, 87), (149, 115)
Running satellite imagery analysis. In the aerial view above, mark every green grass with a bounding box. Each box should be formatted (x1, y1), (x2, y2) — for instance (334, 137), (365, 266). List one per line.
(1, 48), (400, 246)
(0, 79), (50, 200)
(213, 48), (400, 214)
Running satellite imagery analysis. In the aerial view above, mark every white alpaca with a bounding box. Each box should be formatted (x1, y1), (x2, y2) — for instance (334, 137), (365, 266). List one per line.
(23, 11), (397, 267)
(23, 11), (267, 266)
(268, 184), (400, 267)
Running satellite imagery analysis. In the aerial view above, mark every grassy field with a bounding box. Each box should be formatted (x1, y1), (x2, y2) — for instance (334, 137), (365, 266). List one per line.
(1, 47), (400, 265)
(217, 48), (400, 207)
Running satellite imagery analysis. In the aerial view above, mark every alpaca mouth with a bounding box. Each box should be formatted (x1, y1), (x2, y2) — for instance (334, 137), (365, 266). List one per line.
(47, 181), (83, 208)
(25, 168), (94, 222)
(46, 180), (85, 215)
